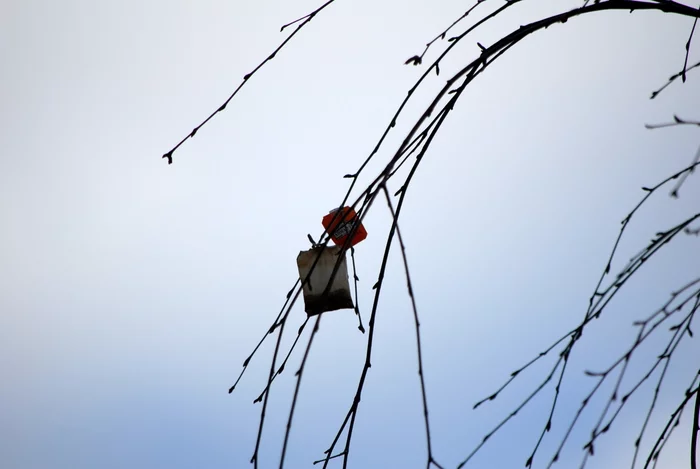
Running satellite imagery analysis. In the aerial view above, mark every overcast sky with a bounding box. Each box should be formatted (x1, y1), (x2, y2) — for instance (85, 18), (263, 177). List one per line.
(2, 1), (700, 468)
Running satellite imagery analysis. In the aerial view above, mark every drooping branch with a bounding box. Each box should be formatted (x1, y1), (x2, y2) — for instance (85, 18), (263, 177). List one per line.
(162, 1), (700, 468)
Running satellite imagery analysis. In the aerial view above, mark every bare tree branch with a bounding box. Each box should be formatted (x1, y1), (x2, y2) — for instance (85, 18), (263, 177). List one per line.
(162, 1), (700, 468)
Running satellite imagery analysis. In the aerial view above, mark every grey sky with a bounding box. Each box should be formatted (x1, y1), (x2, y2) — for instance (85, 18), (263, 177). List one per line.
(2, 1), (699, 468)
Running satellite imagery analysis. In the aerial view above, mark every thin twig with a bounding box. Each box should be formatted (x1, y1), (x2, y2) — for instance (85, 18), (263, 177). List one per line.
(650, 59), (700, 99)
(280, 315), (321, 468)
(350, 247), (365, 333)
(381, 184), (443, 469)
(251, 309), (288, 468)
(229, 281), (300, 393)
(161, 0), (337, 164)
(682, 12), (699, 82)
(692, 384), (700, 469)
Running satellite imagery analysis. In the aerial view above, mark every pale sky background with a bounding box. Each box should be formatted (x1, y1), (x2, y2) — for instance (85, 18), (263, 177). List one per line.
(2, 1), (700, 468)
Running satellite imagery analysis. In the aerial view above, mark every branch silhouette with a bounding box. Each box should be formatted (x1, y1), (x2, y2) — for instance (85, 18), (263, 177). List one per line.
(161, 0), (700, 467)
(161, 1), (337, 165)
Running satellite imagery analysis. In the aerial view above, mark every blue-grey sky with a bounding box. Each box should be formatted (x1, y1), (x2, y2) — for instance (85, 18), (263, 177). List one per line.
(2, 1), (700, 468)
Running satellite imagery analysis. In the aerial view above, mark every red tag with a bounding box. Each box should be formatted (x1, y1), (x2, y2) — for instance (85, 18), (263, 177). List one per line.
(322, 207), (367, 248)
